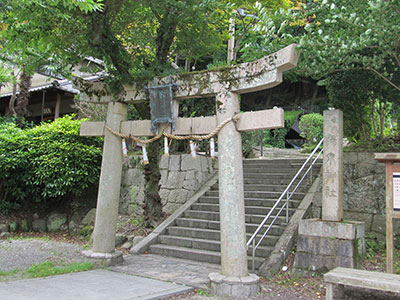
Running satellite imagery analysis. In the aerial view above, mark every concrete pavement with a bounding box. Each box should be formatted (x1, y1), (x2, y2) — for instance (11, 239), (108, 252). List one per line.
(0, 269), (193, 300)
(112, 254), (221, 290)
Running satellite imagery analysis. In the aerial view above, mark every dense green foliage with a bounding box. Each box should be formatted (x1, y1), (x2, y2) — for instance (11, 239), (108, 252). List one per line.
(2, 0), (400, 221)
(326, 70), (397, 141)
(238, 0), (400, 147)
(0, 116), (103, 214)
(299, 113), (323, 150)
(0, 0), (103, 77)
(297, 0), (400, 91)
(295, 0), (400, 145)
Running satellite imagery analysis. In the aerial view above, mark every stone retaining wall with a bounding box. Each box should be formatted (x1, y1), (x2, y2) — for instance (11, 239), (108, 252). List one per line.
(311, 152), (394, 239)
(119, 154), (217, 215)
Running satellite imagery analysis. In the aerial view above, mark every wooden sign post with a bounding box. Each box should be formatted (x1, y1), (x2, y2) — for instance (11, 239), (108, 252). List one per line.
(375, 153), (400, 273)
(78, 44), (299, 296)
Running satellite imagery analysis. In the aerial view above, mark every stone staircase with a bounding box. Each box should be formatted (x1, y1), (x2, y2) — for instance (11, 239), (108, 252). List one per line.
(149, 158), (322, 270)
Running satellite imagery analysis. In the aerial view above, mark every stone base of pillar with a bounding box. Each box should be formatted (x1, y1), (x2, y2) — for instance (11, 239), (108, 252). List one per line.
(293, 219), (365, 273)
(209, 272), (259, 297)
(83, 250), (123, 267)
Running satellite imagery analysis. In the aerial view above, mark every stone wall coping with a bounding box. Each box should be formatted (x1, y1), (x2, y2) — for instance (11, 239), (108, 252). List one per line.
(375, 153), (400, 163)
(299, 219), (365, 240)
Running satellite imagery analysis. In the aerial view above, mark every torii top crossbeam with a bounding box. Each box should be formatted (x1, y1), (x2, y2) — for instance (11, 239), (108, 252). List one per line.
(77, 44), (299, 104)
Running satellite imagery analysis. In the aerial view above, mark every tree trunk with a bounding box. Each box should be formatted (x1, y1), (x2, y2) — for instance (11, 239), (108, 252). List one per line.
(133, 102), (164, 227)
(370, 99), (377, 139)
(142, 140), (163, 227)
(155, 8), (178, 70)
(377, 101), (386, 140)
(138, 5), (179, 226)
(15, 70), (32, 128)
(361, 124), (368, 141)
(88, 1), (179, 226)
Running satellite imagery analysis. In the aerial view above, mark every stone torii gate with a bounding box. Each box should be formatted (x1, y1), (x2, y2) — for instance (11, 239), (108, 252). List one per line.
(79, 44), (299, 296)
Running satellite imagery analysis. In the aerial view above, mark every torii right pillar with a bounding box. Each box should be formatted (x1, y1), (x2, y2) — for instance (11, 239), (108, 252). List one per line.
(294, 110), (365, 273)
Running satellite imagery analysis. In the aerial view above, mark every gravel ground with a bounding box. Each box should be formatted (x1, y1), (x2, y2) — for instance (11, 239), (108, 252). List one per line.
(0, 236), (92, 280)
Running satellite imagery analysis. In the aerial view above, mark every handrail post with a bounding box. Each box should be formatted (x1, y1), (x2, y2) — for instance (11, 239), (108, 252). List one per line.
(252, 239), (255, 272)
(286, 192), (289, 223)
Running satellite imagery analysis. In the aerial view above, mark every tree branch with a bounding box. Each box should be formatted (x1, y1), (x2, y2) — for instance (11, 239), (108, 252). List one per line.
(108, 0), (128, 26)
(367, 67), (400, 93)
(324, 66), (400, 93)
(148, 1), (161, 22)
(365, 45), (400, 67)
(233, 18), (258, 61)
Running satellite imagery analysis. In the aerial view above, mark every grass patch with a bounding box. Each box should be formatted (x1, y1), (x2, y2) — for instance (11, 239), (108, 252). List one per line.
(25, 261), (94, 278)
(0, 269), (19, 277)
(360, 234), (400, 274)
(7, 236), (50, 242)
(365, 234), (385, 260)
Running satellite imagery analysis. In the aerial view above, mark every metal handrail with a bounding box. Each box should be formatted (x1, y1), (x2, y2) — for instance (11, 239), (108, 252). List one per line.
(246, 138), (324, 271)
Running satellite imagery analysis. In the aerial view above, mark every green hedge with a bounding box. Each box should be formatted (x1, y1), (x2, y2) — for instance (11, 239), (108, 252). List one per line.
(0, 115), (103, 214)
(299, 113), (324, 151)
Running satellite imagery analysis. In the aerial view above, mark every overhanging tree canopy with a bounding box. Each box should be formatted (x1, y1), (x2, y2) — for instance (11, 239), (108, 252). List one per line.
(0, 0), (297, 223)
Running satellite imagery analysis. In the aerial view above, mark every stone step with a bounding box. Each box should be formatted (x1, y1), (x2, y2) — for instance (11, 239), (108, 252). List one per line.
(242, 169), (321, 178)
(175, 218), (285, 235)
(147, 156), (321, 271)
(190, 203), (296, 215)
(167, 226), (279, 247)
(212, 176), (318, 186)
(243, 177), (312, 185)
(248, 160), (322, 167)
(183, 210), (291, 224)
(204, 190), (305, 201)
(243, 173), (292, 179)
(243, 184), (309, 192)
(243, 165), (321, 173)
(198, 196), (300, 208)
(149, 244), (265, 269)
(210, 183), (311, 193)
(242, 163), (317, 170)
(243, 158), (311, 165)
(158, 235), (273, 257)
(244, 161), (322, 166)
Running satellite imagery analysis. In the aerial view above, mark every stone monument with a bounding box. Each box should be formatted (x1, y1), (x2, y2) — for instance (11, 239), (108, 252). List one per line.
(294, 110), (365, 272)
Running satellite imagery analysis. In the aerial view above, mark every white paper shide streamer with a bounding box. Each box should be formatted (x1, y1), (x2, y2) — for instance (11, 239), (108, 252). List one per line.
(142, 145), (149, 165)
(210, 138), (215, 158)
(164, 137), (169, 156)
(190, 140), (196, 158)
(121, 138), (128, 157)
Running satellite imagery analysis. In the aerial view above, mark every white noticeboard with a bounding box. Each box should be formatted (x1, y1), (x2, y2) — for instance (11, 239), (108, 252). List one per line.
(393, 172), (400, 210)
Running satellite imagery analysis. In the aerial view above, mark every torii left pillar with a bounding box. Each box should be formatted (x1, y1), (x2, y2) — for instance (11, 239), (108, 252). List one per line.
(83, 101), (127, 265)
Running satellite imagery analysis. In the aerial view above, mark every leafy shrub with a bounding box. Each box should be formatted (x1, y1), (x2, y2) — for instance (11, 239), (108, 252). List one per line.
(263, 128), (287, 149)
(242, 131), (259, 157)
(299, 113), (324, 151)
(263, 110), (302, 149)
(0, 115), (103, 214)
